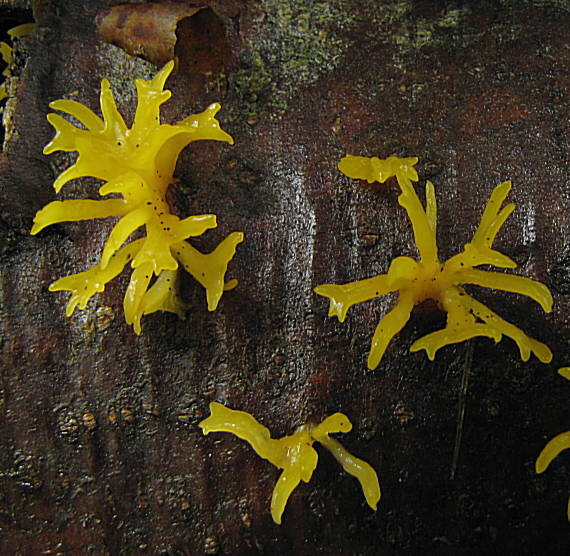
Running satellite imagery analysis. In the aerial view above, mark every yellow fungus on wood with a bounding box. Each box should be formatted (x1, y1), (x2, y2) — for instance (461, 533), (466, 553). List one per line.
(199, 402), (380, 524)
(31, 61), (243, 334)
(315, 155), (553, 369)
(0, 40), (12, 102)
(0, 23), (35, 102)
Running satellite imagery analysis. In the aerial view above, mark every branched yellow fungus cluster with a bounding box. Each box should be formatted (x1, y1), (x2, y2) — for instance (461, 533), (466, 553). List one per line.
(0, 23), (35, 101)
(199, 402), (380, 524)
(31, 61), (243, 333)
(315, 155), (553, 369)
(535, 367), (570, 521)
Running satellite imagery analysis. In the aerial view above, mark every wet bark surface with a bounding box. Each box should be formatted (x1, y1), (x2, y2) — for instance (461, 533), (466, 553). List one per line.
(0, 0), (569, 554)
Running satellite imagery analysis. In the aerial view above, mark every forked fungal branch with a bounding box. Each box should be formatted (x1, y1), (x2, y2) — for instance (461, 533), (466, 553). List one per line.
(315, 155), (553, 369)
(31, 61), (242, 333)
(199, 402), (381, 524)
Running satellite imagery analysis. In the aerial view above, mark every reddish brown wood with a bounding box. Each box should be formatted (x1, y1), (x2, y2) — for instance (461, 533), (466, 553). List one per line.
(1, 1), (568, 554)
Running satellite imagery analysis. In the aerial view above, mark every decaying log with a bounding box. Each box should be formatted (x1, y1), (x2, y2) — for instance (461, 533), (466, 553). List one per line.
(1, 0), (569, 554)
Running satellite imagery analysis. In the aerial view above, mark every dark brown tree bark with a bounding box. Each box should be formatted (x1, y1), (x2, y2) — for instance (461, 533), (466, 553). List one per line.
(1, 0), (568, 554)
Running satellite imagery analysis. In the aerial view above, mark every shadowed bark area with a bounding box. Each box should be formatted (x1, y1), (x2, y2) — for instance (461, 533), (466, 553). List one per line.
(1, 0), (569, 554)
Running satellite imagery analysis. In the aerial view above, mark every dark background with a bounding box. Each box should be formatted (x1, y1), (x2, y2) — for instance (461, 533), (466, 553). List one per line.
(0, 0), (568, 554)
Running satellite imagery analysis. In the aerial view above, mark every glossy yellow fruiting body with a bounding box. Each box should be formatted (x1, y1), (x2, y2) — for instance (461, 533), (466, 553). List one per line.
(32, 61), (243, 333)
(536, 369), (570, 521)
(0, 42), (10, 101)
(199, 402), (380, 524)
(0, 23), (35, 101)
(315, 155), (553, 369)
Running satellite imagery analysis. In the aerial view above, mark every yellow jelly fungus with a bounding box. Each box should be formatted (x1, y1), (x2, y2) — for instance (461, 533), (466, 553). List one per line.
(199, 402), (381, 524)
(315, 155), (553, 369)
(7, 23), (36, 39)
(0, 23), (35, 101)
(31, 61), (243, 333)
(338, 154), (419, 185)
(536, 370), (570, 521)
(0, 42), (10, 101)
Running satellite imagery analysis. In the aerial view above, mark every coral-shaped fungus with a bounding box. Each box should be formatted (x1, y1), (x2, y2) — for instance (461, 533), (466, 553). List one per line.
(0, 23), (35, 101)
(535, 367), (570, 521)
(31, 61), (243, 333)
(315, 155), (553, 369)
(199, 402), (380, 524)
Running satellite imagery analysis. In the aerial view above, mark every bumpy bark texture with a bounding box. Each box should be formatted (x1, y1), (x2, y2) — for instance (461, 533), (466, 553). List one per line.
(1, 0), (569, 554)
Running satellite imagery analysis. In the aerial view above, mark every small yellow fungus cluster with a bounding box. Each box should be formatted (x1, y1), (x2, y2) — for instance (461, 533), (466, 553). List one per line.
(535, 368), (570, 521)
(315, 155), (553, 369)
(0, 23), (35, 101)
(31, 61), (243, 333)
(199, 402), (380, 524)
